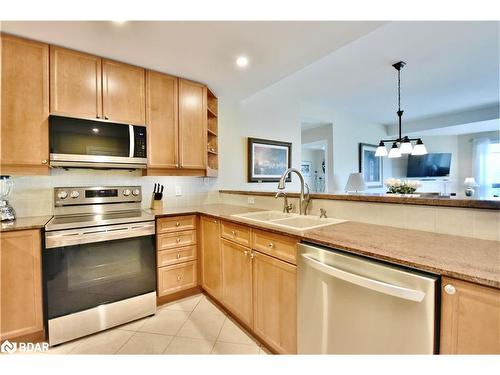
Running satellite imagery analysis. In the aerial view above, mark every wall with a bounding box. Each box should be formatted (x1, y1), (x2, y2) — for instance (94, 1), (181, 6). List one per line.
(220, 192), (500, 241)
(300, 102), (392, 193)
(8, 169), (219, 217)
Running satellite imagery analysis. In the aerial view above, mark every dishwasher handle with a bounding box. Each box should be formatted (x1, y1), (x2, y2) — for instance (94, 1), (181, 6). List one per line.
(301, 253), (426, 302)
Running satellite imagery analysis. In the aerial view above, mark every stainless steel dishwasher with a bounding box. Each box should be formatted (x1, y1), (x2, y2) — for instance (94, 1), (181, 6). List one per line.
(298, 243), (438, 354)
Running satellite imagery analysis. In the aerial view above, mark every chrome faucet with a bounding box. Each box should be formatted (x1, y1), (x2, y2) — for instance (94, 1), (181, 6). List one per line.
(277, 168), (310, 215)
(275, 191), (293, 213)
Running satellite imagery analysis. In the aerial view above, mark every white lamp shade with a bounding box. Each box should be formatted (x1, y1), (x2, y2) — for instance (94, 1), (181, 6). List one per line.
(400, 141), (413, 154)
(388, 145), (401, 158)
(412, 142), (427, 155)
(464, 177), (478, 187)
(375, 145), (388, 157)
(345, 173), (366, 192)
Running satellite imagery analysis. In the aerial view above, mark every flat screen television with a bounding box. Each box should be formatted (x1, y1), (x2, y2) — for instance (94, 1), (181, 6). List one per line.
(406, 153), (451, 178)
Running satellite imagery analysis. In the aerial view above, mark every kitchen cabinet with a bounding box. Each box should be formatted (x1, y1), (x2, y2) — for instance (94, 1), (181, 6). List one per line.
(50, 46), (102, 119)
(102, 59), (145, 125)
(146, 70), (179, 170)
(253, 251), (297, 354)
(0, 230), (44, 342)
(441, 277), (500, 354)
(156, 216), (198, 298)
(178, 79), (207, 170)
(1, 34), (49, 175)
(221, 238), (253, 327)
(200, 216), (222, 299)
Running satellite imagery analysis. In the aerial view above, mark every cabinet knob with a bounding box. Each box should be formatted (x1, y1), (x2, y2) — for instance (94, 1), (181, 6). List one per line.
(268, 242), (274, 248)
(214, 220), (218, 224)
(96, 115), (100, 119)
(176, 221), (180, 227)
(177, 275), (182, 281)
(177, 253), (181, 259)
(244, 250), (249, 256)
(249, 252), (255, 259)
(444, 284), (456, 295)
(104, 116), (109, 120)
(231, 230), (236, 236)
(176, 237), (181, 243)
(41, 159), (48, 164)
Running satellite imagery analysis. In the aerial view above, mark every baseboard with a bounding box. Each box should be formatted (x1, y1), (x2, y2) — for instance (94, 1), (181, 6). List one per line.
(156, 286), (202, 306)
(1, 329), (45, 344)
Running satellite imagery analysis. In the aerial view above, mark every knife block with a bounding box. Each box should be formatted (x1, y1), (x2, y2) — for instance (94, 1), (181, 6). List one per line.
(150, 193), (163, 210)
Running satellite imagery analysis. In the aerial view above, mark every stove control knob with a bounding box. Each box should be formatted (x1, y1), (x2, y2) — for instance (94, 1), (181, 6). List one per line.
(70, 190), (80, 199)
(132, 188), (140, 196)
(123, 189), (131, 196)
(57, 191), (68, 200)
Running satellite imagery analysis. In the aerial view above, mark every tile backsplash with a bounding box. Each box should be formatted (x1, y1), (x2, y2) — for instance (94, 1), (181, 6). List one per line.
(8, 169), (220, 217)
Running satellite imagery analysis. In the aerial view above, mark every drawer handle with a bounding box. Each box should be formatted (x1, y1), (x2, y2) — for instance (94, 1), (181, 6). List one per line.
(444, 284), (456, 295)
(268, 242), (274, 248)
(177, 253), (181, 259)
(176, 222), (180, 227)
(176, 237), (181, 243)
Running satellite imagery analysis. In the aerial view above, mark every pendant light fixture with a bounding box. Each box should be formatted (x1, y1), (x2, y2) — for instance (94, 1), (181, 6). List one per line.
(375, 61), (427, 158)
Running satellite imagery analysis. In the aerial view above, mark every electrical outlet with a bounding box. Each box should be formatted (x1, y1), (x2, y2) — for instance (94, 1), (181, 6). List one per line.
(175, 185), (182, 196)
(247, 197), (255, 205)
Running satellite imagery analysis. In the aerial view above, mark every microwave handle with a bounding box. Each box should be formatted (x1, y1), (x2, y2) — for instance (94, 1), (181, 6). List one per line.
(129, 125), (135, 158)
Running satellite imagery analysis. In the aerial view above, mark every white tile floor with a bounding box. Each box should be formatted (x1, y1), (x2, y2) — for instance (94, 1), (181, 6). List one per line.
(45, 294), (270, 355)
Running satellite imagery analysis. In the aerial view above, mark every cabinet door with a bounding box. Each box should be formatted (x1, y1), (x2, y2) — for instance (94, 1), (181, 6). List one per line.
(221, 239), (253, 327)
(1, 34), (49, 174)
(200, 216), (221, 299)
(102, 59), (145, 124)
(1, 230), (43, 341)
(178, 79), (207, 170)
(50, 46), (102, 119)
(441, 277), (500, 354)
(146, 71), (179, 169)
(253, 251), (297, 354)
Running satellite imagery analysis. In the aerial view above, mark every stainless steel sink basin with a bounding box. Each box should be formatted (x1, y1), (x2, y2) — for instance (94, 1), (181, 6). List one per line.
(232, 211), (346, 231)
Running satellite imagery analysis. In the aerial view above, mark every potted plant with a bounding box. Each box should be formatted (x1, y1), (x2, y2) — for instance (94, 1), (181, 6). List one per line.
(384, 178), (421, 196)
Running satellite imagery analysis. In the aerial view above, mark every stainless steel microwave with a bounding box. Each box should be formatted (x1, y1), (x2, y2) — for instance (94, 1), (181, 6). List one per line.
(49, 115), (147, 169)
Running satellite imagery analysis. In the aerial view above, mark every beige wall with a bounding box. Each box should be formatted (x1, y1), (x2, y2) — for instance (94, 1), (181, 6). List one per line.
(219, 192), (500, 241)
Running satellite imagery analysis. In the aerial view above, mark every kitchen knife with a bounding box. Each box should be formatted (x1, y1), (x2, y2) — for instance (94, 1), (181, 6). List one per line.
(159, 185), (164, 200)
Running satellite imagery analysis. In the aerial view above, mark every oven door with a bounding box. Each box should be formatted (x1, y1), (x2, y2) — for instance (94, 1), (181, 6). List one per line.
(44, 222), (156, 320)
(49, 115), (147, 169)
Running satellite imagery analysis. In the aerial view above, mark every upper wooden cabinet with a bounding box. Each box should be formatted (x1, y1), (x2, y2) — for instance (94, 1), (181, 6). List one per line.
(102, 59), (146, 125)
(221, 238), (253, 327)
(50, 46), (102, 119)
(1, 34), (49, 175)
(178, 79), (207, 170)
(441, 277), (500, 354)
(200, 216), (222, 299)
(146, 71), (179, 169)
(1, 229), (44, 342)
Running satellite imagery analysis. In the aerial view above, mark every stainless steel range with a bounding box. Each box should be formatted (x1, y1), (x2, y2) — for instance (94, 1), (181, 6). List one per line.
(44, 186), (156, 346)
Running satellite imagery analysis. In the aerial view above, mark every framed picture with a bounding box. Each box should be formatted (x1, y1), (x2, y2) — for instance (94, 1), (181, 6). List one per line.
(359, 143), (383, 188)
(301, 161), (312, 177)
(248, 138), (292, 182)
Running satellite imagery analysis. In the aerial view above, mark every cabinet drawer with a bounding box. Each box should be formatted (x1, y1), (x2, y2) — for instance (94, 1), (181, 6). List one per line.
(220, 221), (251, 247)
(158, 245), (197, 267)
(157, 261), (197, 296)
(252, 229), (298, 264)
(157, 230), (196, 250)
(157, 215), (196, 233)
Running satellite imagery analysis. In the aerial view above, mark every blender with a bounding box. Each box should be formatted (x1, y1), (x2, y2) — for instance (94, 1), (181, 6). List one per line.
(0, 175), (16, 221)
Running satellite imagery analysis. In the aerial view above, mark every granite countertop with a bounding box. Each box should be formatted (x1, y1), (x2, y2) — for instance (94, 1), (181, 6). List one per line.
(0, 215), (53, 233)
(151, 204), (500, 288)
(219, 189), (500, 210)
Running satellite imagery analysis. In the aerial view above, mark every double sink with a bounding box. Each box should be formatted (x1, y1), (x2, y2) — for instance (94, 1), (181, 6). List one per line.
(231, 210), (346, 231)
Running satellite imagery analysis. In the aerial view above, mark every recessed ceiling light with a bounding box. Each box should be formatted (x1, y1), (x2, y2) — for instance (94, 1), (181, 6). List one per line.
(236, 55), (249, 68)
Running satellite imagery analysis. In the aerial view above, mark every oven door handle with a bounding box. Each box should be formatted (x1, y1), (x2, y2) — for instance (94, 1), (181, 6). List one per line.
(45, 222), (155, 249)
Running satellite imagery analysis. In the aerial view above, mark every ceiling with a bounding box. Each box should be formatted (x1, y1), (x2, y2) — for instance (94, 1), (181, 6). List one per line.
(282, 21), (499, 125)
(0, 21), (383, 100)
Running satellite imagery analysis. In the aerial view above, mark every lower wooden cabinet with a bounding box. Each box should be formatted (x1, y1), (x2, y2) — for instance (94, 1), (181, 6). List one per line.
(200, 216), (222, 299)
(221, 238), (253, 327)
(440, 277), (500, 354)
(253, 251), (297, 354)
(0, 229), (44, 342)
(157, 260), (197, 296)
